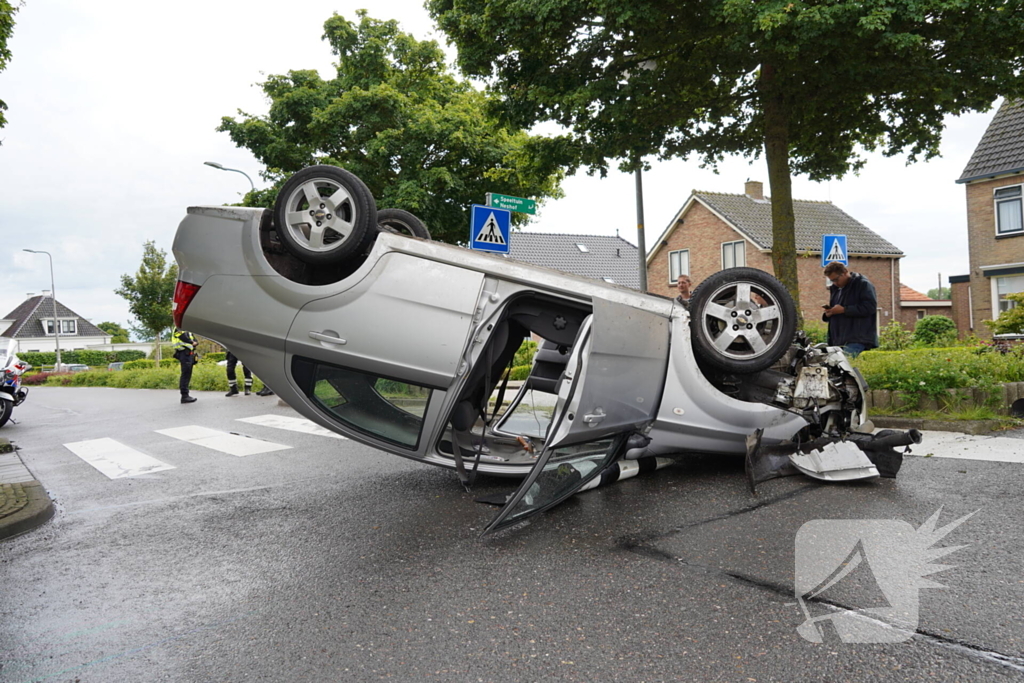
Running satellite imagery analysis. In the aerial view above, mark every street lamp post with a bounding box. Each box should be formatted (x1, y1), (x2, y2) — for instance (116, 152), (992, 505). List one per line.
(203, 161), (255, 193)
(634, 166), (648, 293)
(23, 249), (61, 371)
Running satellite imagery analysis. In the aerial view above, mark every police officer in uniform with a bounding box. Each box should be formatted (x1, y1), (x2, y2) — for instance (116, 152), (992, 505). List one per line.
(172, 328), (199, 404)
(225, 351), (252, 397)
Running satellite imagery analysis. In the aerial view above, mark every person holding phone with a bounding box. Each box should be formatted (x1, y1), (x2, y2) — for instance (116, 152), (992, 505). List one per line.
(821, 262), (878, 357)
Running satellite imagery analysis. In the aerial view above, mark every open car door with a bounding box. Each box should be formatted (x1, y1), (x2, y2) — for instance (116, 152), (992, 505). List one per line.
(484, 298), (669, 534)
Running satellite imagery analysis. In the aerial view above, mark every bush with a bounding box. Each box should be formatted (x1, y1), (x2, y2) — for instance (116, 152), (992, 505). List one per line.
(802, 322), (828, 345)
(22, 371), (67, 386)
(878, 320), (913, 351)
(41, 363), (266, 393)
(203, 352), (227, 364)
(853, 346), (1024, 400)
(124, 359), (155, 370)
(508, 365), (532, 381)
(913, 315), (958, 347)
(18, 349), (147, 368)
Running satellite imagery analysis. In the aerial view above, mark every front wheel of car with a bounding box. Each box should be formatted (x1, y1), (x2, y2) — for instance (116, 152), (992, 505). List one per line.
(689, 267), (797, 374)
(273, 165), (378, 266)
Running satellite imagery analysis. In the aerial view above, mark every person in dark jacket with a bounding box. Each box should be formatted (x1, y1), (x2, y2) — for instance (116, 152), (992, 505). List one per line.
(822, 262), (878, 357)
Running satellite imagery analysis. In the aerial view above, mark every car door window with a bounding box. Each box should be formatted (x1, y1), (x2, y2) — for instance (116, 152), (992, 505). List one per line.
(295, 357), (431, 449)
(484, 434), (626, 533)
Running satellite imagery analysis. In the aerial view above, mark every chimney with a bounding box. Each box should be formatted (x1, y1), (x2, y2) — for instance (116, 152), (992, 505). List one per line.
(26, 293), (35, 299)
(745, 180), (764, 200)
(42, 289), (52, 298)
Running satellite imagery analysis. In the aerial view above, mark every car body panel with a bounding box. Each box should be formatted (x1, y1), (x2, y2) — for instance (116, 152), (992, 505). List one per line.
(173, 203), (903, 530)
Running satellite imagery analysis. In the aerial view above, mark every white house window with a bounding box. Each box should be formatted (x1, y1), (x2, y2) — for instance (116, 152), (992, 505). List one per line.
(575, 243), (589, 253)
(722, 240), (746, 269)
(43, 319), (76, 335)
(668, 249), (689, 282)
(995, 185), (1023, 236)
(995, 275), (1024, 313)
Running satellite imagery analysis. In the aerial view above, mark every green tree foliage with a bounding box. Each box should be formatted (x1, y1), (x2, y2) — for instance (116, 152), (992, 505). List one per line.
(0, 0), (18, 133)
(986, 293), (1024, 336)
(927, 287), (951, 300)
(429, 0), (1024, 310)
(97, 321), (131, 344)
(912, 315), (958, 346)
(115, 241), (177, 361)
(218, 11), (567, 244)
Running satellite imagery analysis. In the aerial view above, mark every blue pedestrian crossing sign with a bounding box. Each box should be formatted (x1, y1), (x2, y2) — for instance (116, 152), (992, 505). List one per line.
(470, 204), (511, 254)
(821, 234), (848, 268)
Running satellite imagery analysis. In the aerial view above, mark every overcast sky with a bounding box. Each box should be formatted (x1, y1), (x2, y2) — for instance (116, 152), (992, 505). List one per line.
(0, 1), (996, 332)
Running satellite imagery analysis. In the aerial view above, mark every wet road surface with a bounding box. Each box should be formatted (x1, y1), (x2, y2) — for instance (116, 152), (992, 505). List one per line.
(1, 387), (1022, 682)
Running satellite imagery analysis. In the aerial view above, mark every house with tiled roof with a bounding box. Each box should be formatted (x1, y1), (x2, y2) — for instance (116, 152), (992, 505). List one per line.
(951, 98), (1024, 338)
(507, 232), (641, 290)
(646, 180), (904, 325)
(897, 284), (952, 330)
(0, 292), (110, 352)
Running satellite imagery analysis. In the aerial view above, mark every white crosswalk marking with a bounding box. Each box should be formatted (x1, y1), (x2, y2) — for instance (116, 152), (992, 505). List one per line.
(156, 425), (291, 457)
(911, 431), (1024, 464)
(235, 414), (347, 439)
(64, 438), (176, 479)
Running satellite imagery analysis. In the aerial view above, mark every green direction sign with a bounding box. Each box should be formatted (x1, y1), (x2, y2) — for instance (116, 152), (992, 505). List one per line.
(486, 192), (536, 215)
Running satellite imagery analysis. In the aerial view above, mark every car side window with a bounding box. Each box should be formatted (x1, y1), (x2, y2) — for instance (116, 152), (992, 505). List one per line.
(294, 357), (431, 449)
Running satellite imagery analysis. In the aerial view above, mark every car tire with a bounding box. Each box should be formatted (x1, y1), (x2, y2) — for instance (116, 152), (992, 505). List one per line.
(689, 267), (797, 374)
(377, 208), (431, 240)
(0, 399), (11, 429)
(273, 165), (378, 266)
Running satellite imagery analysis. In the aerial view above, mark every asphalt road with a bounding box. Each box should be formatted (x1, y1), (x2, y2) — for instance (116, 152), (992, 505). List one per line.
(1, 387), (1022, 682)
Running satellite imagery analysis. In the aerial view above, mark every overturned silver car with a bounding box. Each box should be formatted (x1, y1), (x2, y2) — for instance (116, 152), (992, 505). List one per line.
(172, 165), (920, 533)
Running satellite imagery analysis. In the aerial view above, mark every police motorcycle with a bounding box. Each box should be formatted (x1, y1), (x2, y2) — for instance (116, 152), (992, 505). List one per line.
(0, 338), (30, 428)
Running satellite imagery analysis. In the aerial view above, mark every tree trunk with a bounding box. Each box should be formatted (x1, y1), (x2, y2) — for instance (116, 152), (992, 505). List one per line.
(155, 331), (162, 364)
(760, 63), (803, 327)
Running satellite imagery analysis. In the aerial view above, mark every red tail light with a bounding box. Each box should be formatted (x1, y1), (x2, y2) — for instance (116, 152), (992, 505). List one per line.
(172, 281), (201, 329)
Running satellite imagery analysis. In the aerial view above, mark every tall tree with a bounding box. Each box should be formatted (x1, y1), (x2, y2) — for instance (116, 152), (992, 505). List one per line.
(0, 0), (18, 134)
(219, 11), (568, 244)
(97, 321), (131, 344)
(115, 241), (177, 362)
(429, 0), (1024, 313)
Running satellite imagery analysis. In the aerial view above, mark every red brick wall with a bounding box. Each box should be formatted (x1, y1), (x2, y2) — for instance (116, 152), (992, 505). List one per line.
(949, 280), (972, 337)
(964, 175), (1024, 337)
(648, 200), (900, 328)
(897, 304), (954, 331)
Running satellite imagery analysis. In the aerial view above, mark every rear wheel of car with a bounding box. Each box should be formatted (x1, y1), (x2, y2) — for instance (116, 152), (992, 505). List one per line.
(689, 267), (797, 374)
(273, 165), (378, 266)
(377, 208), (431, 240)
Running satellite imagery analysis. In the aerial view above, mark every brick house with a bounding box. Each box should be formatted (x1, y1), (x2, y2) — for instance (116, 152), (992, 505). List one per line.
(951, 99), (1024, 338)
(0, 292), (110, 353)
(646, 181), (904, 326)
(898, 284), (953, 330)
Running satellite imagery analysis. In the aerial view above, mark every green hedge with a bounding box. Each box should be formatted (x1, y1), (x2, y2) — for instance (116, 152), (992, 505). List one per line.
(42, 364), (268, 392)
(18, 349), (147, 367)
(854, 346), (1024, 399)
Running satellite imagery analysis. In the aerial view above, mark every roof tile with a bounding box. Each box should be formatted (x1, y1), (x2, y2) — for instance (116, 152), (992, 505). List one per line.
(959, 99), (1024, 182)
(507, 233), (641, 289)
(693, 192), (904, 256)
